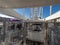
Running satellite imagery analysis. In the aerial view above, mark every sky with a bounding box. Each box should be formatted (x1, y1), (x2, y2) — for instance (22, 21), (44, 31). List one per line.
(14, 4), (60, 19)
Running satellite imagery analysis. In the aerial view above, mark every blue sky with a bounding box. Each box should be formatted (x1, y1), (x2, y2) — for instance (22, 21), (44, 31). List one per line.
(14, 4), (60, 19)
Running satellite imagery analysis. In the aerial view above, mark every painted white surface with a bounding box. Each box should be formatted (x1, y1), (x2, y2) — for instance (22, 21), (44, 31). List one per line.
(45, 11), (60, 21)
(0, 9), (26, 20)
(0, 14), (15, 19)
(27, 30), (46, 42)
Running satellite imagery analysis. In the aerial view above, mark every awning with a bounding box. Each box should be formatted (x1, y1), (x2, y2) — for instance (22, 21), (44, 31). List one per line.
(45, 11), (60, 21)
(0, 14), (15, 19)
(0, 0), (60, 8)
(0, 9), (26, 20)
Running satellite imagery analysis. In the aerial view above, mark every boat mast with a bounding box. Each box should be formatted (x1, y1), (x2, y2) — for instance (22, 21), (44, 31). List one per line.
(30, 8), (34, 19)
(50, 0), (53, 15)
(33, 7), (38, 20)
(39, 7), (43, 19)
(30, 7), (43, 20)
